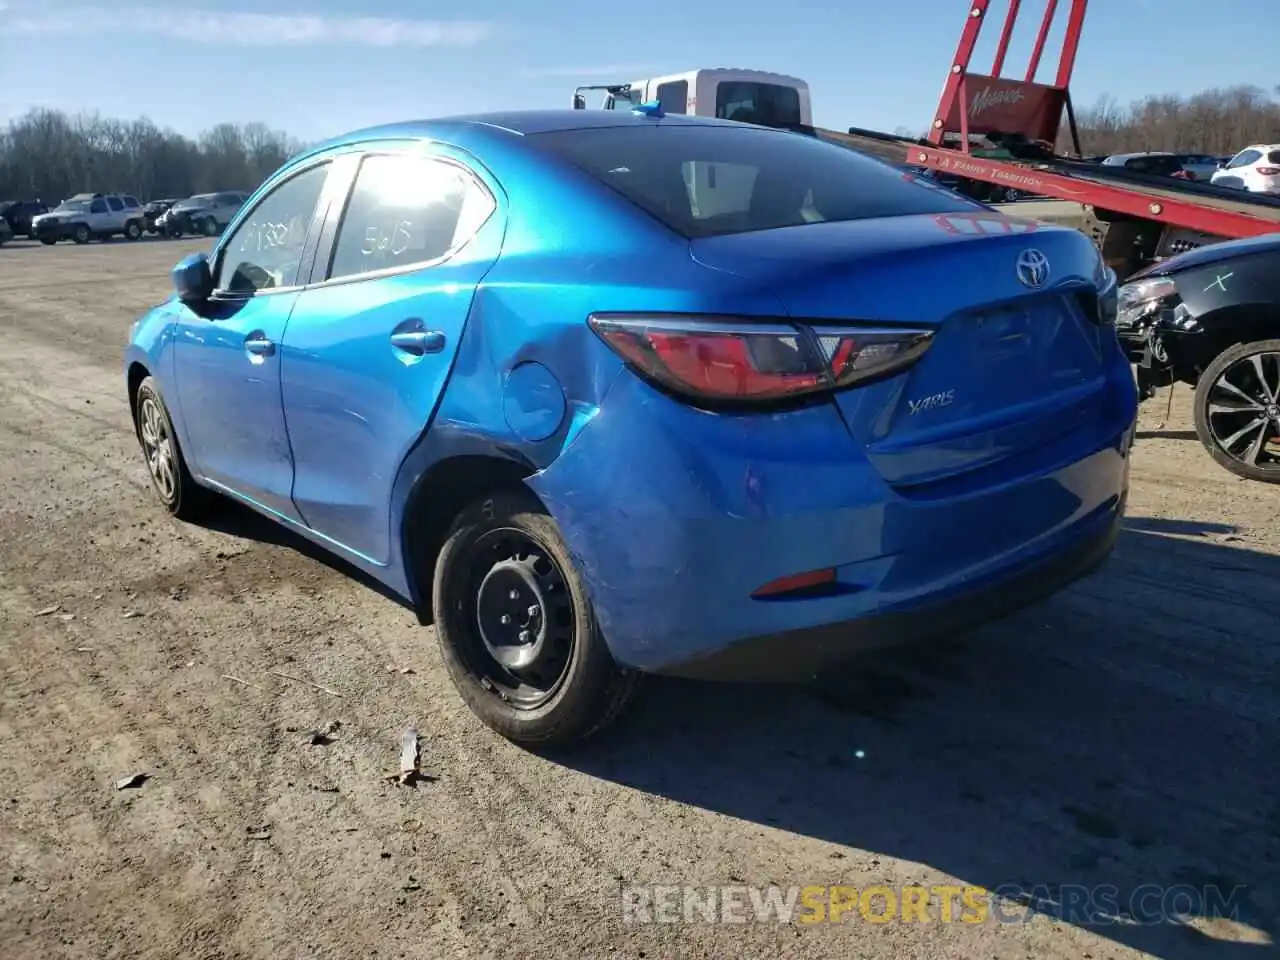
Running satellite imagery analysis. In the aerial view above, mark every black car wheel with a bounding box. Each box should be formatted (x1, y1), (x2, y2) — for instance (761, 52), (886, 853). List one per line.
(72, 224), (91, 244)
(124, 220), (142, 240)
(431, 490), (639, 746)
(133, 376), (213, 520)
(1193, 339), (1280, 483)
(201, 217), (218, 237)
(39, 237), (56, 246)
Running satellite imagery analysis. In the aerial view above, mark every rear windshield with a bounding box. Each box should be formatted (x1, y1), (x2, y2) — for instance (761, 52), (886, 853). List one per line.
(531, 125), (981, 239)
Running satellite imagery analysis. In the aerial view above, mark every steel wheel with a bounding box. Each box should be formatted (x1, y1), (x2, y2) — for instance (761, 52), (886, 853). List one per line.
(461, 527), (576, 709)
(431, 491), (639, 745)
(138, 395), (177, 501)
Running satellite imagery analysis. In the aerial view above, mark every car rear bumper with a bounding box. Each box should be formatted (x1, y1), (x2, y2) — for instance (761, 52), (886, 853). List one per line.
(529, 355), (1137, 681)
(654, 491), (1123, 681)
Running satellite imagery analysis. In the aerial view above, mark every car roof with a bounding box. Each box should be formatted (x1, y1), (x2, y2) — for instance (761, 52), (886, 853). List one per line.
(1102, 151), (1174, 163)
(308, 108), (756, 152)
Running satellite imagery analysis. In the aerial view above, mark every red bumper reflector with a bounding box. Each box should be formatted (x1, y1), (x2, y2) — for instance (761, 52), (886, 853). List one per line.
(752, 567), (837, 598)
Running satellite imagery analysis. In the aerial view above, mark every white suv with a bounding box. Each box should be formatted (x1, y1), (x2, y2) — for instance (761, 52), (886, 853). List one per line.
(1209, 145), (1280, 195)
(31, 193), (146, 244)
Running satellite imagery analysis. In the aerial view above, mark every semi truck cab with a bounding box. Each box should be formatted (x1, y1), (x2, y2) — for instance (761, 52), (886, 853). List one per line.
(572, 68), (812, 127)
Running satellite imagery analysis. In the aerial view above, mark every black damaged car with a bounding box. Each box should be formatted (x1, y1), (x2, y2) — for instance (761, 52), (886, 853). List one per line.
(142, 198), (181, 234)
(1117, 233), (1280, 483)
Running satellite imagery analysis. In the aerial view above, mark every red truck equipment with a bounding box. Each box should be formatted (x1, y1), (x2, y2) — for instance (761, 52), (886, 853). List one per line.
(823, 0), (1280, 276)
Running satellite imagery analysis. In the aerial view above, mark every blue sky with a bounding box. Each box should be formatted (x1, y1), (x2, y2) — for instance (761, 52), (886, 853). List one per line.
(1, 0), (1275, 142)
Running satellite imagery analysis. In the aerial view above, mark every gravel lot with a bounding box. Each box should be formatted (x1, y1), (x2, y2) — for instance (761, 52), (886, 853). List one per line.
(1, 237), (1277, 960)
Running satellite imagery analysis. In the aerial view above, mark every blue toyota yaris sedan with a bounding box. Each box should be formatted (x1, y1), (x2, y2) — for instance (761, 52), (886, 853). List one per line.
(124, 108), (1137, 745)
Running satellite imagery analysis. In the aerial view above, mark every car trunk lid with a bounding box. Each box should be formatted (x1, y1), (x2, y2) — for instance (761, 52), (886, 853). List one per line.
(689, 212), (1112, 488)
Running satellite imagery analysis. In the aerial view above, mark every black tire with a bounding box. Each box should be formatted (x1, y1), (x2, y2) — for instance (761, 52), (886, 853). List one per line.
(1193, 339), (1280, 484)
(39, 237), (56, 246)
(431, 489), (639, 746)
(132, 376), (213, 519)
(201, 217), (218, 237)
(72, 223), (91, 244)
(124, 220), (142, 240)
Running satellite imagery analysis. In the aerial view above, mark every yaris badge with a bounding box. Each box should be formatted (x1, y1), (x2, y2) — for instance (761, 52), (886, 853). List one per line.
(1015, 248), (1050, 288)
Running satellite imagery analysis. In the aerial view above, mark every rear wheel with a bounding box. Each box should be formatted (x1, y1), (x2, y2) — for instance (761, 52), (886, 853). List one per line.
(1193, 339), (1280, 484)
(72, 224), (91, 244)
(201, 217), (218, 237)
(133, 376), (213, 519)
(430, 490), (639, 746)
(39, 237), (56, 246)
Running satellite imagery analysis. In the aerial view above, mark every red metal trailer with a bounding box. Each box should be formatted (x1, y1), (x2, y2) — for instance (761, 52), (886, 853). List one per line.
(825, 0), (1280, 276)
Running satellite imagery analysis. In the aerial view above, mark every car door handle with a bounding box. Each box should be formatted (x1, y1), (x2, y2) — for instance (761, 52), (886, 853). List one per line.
(244, 334), (275, 357)
(389, 330), (446, 355)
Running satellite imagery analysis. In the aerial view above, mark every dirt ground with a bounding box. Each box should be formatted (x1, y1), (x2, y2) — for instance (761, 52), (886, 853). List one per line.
(0, 237), (1277, 960)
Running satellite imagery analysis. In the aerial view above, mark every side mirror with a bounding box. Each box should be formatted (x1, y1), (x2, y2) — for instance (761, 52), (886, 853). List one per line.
(572, 94), (586, 110)
(172, 252), (213, 303)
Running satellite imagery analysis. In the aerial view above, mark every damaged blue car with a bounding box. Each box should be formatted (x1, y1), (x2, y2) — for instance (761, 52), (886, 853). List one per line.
(124, 108), (1137, 745)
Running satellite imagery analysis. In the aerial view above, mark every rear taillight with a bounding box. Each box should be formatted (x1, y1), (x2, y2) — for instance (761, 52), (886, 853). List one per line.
(588, 314), (934, 405)
(1256, 167), (1280, 176)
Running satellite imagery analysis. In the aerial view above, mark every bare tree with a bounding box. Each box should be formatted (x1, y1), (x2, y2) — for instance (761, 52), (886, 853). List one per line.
(0, 109), (308, 202)
(1065, 84), (1280, 156)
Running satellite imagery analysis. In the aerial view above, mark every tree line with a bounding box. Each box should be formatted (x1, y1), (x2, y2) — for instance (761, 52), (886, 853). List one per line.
(1067, 84), (1280, 157)
(2, 84), (1278, 204)
(0, 108), (309, 204)
(892, 85), (1279, 158)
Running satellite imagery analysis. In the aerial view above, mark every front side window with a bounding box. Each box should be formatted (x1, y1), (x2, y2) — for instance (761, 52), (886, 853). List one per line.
(214, 162), (330, 294)
(605, 89), (640, 110)
(1228, 150), (1262, 169)
(106, 196), (124, 211)
(123, 196), (140, 209)
(714, 81), (802, 127)
(89, 199), (107, 214)
(532, 125), (980, 239)
(327, 154), (495, 281)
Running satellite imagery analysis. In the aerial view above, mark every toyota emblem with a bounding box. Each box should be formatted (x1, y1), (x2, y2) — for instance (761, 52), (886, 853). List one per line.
(1015, 248), (1050, 288)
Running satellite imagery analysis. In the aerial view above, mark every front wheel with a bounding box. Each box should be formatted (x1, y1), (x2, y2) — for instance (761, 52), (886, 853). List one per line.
(430, 490), (639, 746)
(133, 376), (214, 519)
(39, 237), (56, 246)
(72, 224), (91, 244)
(124, 220), (142, 240)
(1193, 339), (1280, 483)
(201, 217), (218, 237)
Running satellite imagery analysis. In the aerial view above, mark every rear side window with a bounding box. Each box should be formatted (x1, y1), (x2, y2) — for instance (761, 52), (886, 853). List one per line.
(715, 81), (801, 127)
(1267, 151), (1280, 165)
(531, 125), (980, 239)
(106, 196), (124, 211)
(327, 154), (495, 280)
(654, 80), (688, 115)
